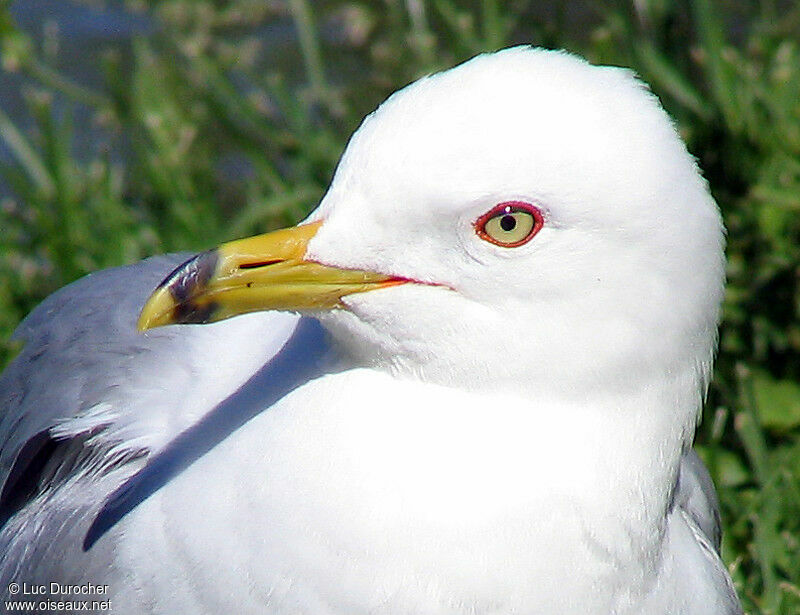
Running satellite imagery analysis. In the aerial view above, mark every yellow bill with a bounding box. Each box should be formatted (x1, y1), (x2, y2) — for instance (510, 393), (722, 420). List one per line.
(137, 221), (406, 331)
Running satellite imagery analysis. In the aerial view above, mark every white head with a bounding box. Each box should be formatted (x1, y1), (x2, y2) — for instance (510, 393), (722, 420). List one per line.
(143, 46), (725, 435)
(305, 47), (724, 416)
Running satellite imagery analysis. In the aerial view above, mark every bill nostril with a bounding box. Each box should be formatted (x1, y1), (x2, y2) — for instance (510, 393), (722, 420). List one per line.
(238, 259), (283, 270)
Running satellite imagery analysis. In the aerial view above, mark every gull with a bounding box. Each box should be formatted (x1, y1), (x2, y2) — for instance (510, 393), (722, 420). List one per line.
(0, 47), (742, 614)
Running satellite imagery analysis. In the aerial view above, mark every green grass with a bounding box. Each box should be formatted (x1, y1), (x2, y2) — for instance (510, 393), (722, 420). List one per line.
(1, 1), (799, 612)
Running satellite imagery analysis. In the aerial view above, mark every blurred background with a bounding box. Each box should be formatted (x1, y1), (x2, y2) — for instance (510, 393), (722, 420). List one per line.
(0, 1), (798, 612)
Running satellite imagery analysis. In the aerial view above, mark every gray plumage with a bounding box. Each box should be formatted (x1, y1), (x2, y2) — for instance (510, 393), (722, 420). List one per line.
(0, 256), (309, 593)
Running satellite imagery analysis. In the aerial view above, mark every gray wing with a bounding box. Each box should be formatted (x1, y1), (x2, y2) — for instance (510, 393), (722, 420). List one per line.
(675, 448), (722, 551)
(0, 254), (191, 510)
(0, 255), (335, 581)
(672, 448), (743, 614)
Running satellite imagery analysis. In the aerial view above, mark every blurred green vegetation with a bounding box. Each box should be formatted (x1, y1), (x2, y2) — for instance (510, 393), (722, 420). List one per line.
(0, 1), (799, 612)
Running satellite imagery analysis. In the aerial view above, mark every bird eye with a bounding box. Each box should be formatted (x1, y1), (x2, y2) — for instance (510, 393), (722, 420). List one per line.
(475, 201), (543, 247)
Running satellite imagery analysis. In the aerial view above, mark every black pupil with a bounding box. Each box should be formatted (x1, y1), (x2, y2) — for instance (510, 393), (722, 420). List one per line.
(500, 214), (517, 232)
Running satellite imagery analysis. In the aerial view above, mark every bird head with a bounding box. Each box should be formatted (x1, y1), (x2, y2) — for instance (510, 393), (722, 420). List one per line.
(139, 47), (725, 403)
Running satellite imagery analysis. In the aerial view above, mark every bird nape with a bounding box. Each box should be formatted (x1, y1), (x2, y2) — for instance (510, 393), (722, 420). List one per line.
(0, 47), (741, 614)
